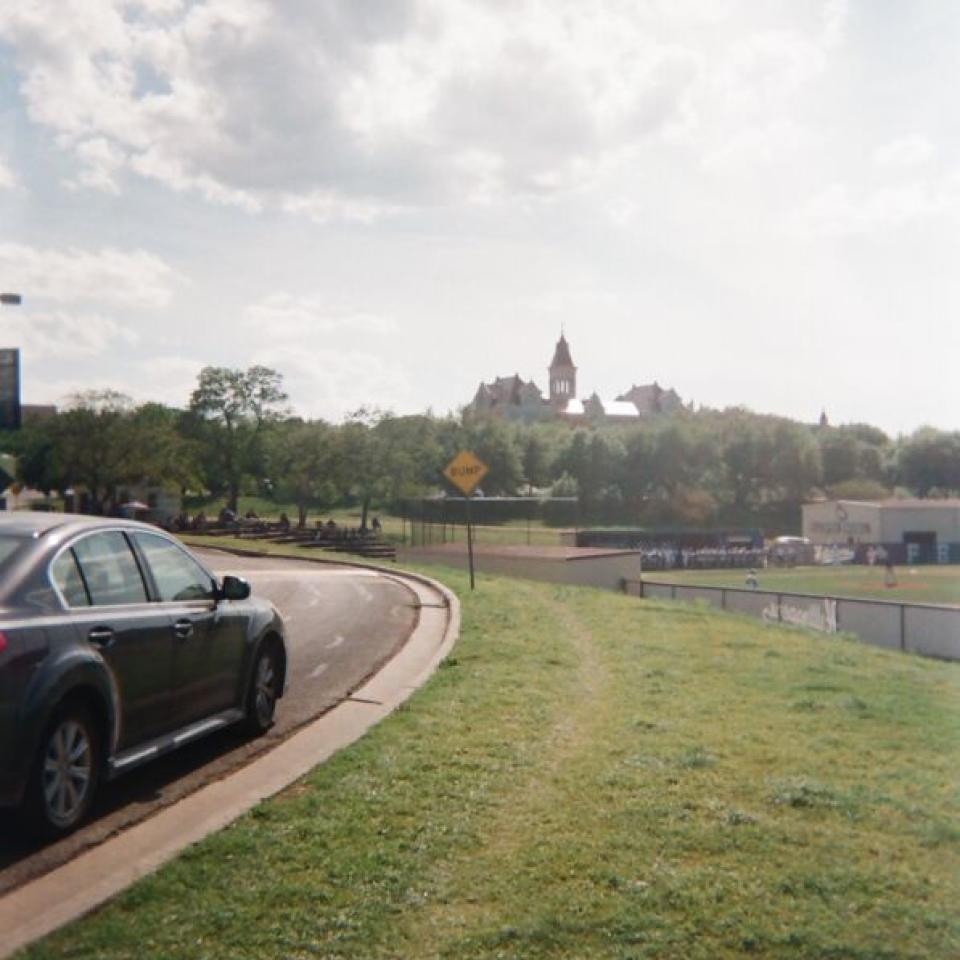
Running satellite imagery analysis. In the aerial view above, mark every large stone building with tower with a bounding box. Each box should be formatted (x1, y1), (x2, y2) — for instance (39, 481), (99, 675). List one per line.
(469, 332), (682, 424)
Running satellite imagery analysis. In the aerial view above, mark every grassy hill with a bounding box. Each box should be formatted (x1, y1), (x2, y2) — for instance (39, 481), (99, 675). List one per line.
(22, 559), (959, 960)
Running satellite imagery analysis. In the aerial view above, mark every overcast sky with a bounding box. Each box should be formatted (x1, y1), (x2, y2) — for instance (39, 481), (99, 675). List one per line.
(0, 1), (957, 436)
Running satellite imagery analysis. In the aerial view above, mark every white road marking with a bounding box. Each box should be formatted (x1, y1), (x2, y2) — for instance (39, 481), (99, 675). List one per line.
(309, 663), (329, 679)
(350, 581), (374, 603)
(326, 635), (345, 650)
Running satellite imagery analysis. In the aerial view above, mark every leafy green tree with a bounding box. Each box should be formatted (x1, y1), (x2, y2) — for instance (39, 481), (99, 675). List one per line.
(130, 403), (203, 502)
(337, 409), (397, 530)
(461, 418), (523, 495)
(826, 478), (891, 501)
(721, 419), (773, 510)
(7, 420), (64, 496)
(374, 414), (444, 499)
(520, 431), (551, 493)
(769, 421), (822, 503)
(188, 366), (288, 511)
(649, 421), (715, 501)
(819, 430), (861, 487)
(265, 419), (341, 528)
(619, 428), (655, 518)
(53, 391), (142, 511)
(10, 396), (198, 512)
(554, 429), (625, 519)
(896, 429), (960, 496)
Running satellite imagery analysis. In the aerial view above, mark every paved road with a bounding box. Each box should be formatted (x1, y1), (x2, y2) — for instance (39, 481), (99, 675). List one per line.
(0, 550), (419, 895)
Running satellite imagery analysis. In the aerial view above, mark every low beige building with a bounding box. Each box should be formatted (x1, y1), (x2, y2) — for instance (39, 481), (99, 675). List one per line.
(802, 499), (960, 551)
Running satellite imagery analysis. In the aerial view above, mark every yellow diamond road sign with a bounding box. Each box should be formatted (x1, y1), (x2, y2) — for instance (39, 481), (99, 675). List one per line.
(443, 450), (489, 496)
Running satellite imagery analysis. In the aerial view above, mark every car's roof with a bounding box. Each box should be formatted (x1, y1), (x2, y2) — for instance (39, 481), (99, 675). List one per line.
(0, 512), (158, 540)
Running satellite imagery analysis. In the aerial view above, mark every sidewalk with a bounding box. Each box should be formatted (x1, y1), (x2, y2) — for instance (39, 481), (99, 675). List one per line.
(0, 568), (459, 959)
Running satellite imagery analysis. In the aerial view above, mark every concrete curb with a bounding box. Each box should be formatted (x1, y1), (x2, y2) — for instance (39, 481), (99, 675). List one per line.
(0, 563), (460, 958)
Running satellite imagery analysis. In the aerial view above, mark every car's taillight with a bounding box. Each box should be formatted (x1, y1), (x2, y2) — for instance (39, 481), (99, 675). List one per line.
(0, 632), (7, 655)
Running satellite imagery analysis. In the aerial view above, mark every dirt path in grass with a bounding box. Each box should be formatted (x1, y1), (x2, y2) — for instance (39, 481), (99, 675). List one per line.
(414, 590), (615, 949)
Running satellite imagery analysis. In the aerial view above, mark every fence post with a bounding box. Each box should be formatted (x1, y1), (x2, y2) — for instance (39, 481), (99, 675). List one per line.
(777, 593), (782, 624)
(671, 584), (677, 600)
(835, 598), (841, 632)
(721, 588), (726, 611)
(900, 604), (906, 651)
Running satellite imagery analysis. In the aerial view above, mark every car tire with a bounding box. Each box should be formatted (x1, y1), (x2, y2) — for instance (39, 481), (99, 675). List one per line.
(24, 704), (101, 840)
(244, 641), (280, 735)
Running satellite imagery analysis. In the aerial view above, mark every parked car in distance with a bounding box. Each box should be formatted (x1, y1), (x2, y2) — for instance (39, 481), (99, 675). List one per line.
(0, 513), (287, 839)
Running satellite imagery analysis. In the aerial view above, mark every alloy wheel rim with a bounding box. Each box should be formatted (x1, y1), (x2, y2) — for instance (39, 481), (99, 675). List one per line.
(42, 719), (92, 825)
(255, 655), (276, 723)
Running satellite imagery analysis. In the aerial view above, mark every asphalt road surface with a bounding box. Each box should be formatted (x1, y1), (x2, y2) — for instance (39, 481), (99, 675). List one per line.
(0, 550), (419, 895)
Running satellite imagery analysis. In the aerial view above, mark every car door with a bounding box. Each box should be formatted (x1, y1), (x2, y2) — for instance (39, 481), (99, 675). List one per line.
(131, 533), (246, 727)
(63, 531), (176, 750)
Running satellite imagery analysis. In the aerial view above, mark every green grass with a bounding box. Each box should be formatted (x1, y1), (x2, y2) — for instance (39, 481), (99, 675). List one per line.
(21, 549), (960, 960)
(649, 564), (960, 606)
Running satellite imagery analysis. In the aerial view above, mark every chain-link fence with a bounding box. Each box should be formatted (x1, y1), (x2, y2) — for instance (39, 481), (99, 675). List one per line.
(397, 497), (579, 548)
(624, 578), (960, 662)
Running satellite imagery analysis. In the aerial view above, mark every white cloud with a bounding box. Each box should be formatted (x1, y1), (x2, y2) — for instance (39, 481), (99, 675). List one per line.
(238, 293), (404, 418)
(247, 343), (412, 421)
(0, 243), (175, 307)
(1, 310), (137, 359)
(873, 135), (936, 170)
(0, 0), (850, 217)
(67, 137), (128, 193)
(125, 354), (204, 407)
(25, 354), (203, 409)
(243, 293), (398, 338)
(279, 192), (407, 225)
(795, 175), (960, 237)
(0, 156), (16, 189)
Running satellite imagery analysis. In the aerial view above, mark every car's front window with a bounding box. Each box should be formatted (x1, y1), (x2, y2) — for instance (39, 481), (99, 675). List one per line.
(72, 532), (148, 606)
(134, 533), (216, 602)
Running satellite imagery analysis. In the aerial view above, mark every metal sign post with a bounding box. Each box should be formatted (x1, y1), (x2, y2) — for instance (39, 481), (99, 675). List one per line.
(465, 493), (476, 590)
(442, 451), (489, 590)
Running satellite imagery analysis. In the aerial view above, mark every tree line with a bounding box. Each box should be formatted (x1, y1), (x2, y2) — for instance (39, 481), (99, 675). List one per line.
(6, 366), (960, 531)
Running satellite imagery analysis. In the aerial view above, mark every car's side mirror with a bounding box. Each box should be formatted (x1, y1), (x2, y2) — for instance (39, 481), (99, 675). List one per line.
(219, 575), (251, 602)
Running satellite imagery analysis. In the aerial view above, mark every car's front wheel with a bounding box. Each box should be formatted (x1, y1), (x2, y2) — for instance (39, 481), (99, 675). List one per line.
(244, 642), (280, 735)
(25, 704), (101, 839)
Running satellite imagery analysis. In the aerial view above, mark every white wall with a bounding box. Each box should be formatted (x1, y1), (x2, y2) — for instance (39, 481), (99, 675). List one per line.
(802, 501), (881, 544)
(880, 506), (960, 543)
(399, 547), (642, 591)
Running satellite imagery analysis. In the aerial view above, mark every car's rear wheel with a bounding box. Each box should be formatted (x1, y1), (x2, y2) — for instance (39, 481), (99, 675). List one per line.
(25, 704), (101, 839)
(244, 642), (280, 735)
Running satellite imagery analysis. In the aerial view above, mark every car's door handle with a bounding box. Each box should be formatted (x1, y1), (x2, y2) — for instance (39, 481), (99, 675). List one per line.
(173, 619), (194, 640)
(88, 626), (115, 648)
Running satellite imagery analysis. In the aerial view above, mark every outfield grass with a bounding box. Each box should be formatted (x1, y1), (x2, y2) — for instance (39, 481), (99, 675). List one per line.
(650, 564), (960, 606)
(21, 549), (959, 959)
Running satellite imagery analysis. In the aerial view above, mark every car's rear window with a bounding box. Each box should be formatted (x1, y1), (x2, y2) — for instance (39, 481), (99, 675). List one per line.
(0, 535), (27, 570)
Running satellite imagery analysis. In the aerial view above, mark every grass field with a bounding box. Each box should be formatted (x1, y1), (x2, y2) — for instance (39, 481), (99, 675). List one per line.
(21, 547), (960, 959)
(650, 564), (960, 607)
